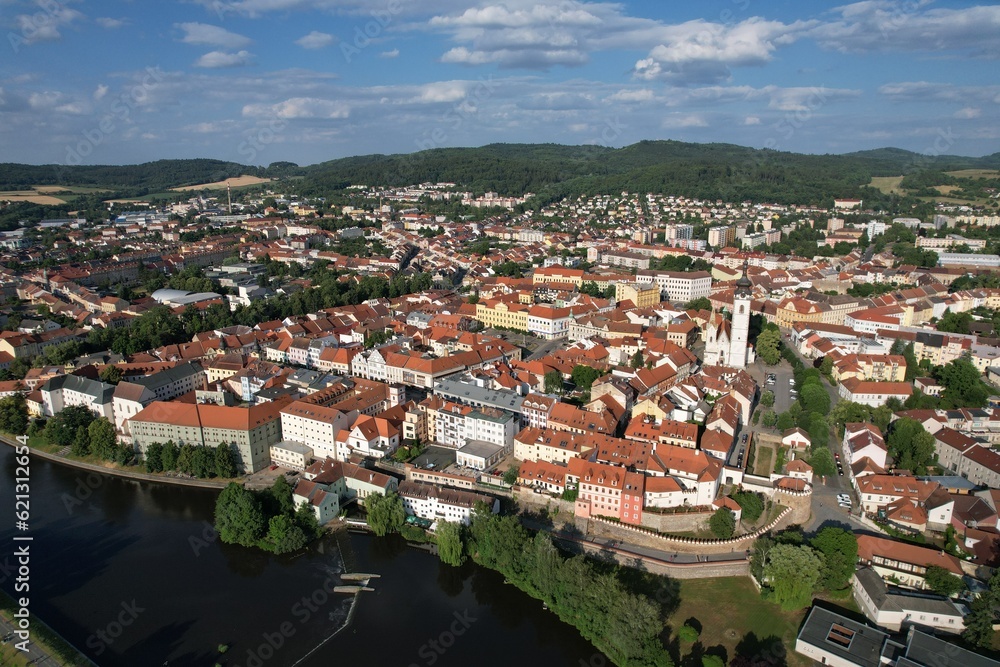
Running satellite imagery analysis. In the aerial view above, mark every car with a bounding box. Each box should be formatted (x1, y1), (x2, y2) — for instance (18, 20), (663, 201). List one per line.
(837, 493), (850, 502)
(741, 433), (748, 443)
(834, 452), (840, 460)
(838, 501), (851, 509)
(270, 465), (278, 470)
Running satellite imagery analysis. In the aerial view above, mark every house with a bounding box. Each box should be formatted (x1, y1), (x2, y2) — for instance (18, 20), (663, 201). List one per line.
(270, 441), (314, 471)
(293, 480), (341, 525)
(843, 423), (888, 469)
(838, 378), (912, 407)
(517, 459), (568, 495)
(782, 427), (811, 452)
(513, 427), (597, 464)
(398, 480), (498, 526)
(567, 457), (645, 526)
(280, 401), (351, 462)
(856, 534), (963, 591)
(852, 567), (967, 634)
(39, 374), (114, 420)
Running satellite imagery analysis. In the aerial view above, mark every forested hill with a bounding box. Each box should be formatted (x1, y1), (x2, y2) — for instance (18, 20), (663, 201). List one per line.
(0, 159), (291, 192)
(293, 141), (1000, 206)
(2, 142), (999, 206)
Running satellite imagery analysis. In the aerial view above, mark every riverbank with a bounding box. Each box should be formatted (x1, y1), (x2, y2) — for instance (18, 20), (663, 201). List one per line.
(0, 589), (95, 667)
(0, 434), (228, 490)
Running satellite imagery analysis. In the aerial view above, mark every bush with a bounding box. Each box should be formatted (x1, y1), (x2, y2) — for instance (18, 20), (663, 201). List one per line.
(677, 624), (700, 642)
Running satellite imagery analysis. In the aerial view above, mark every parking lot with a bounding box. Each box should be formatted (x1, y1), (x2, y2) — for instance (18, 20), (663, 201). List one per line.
(746, 357), (797, 415)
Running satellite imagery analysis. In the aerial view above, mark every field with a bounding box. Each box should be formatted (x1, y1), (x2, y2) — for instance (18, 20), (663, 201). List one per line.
(753, 442), (776, 477)
(0, 190), (67, 205)
(666, 577), (811, 667)
(170, 174), (271, 191)
(868, 175), (905, 195)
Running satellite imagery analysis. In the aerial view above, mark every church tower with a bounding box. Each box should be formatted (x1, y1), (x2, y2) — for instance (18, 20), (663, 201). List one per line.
(729, 260), (753, 369)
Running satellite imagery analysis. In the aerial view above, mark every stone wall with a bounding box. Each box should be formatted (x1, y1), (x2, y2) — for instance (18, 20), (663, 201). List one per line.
(640, 509), (712, 534)
(551, 534), (749, 579)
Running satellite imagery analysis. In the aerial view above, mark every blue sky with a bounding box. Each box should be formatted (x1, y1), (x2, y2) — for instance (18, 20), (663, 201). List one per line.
(1, 0), (998, 166)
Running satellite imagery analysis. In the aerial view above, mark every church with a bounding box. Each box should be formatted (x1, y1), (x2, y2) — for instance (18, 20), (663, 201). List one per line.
(704, 262), (755, 369)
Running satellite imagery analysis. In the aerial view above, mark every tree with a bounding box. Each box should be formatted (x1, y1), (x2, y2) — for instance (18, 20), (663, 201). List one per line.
(70, 425), (90, 457)
(502, 464), (519, 487)
(683, 297), (711, 311)
(963, 593), (997, 648)
(807, 413), (830, 448)
(763, 543), (824, 610)
(88, 418), (118, 460)
(924, 565), (965, 597)
(809, 447), (836, 478)
(214, 482), (266, 548)
(936, 358), (990, 408)
(819, 356), (833, 377)
(731, 491), (764, 523)
(99, 365), (124, 385)
(177, 444), (195, 475)
(799, 384), (830, 415)
(161, 441), (179, 470)
(0, 394), (28, 435)
(571, 365), (602, 391)
(45, 405), (96, 447)
(191, 446), (215, 478)
(543, 370), (563, 395)
(262, 515), (308, 554)
(630, 350), (643, 368)
(709, 508), (736, 539)
(810, 527), (858, 591)
(295, 501), (321, 539)
(436, 520), (466, 567)
(761, 410), (777, 428)
(755, 328), (782, 365)
(144, 442), (164, 473)
(366, 491), (405, 536)
(760, 390), (774, 408)
(677, 624), (700, 642)
(214, 443), (238, 478)
(702, 656), (724, 667)
(887, 417), (936, 474)
(776, 412), (795, 431)
(269, 475), (296, 517)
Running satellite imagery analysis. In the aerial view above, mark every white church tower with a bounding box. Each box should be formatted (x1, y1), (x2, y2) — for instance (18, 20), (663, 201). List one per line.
(729, 261), (753, 369)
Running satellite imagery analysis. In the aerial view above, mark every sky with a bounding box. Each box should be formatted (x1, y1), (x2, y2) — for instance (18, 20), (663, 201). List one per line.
(1, 0), (999, 167)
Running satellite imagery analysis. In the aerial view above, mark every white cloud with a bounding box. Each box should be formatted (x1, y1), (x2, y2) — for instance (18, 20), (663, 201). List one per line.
(243, 97), (350, 119)
(744, 116), (761, 125)
(13, 2), (84, 44)
(93, 84), (109, 101)
(177, 22), (252, 49)
(633, 17), (815, 84)
(608, 89), (655, 103)
(662, 113), (708, 128)
(662, 84), (861, 111)
(96, 17), (126, 29)
(380, 49), (400, 58)
(879, 81), (1000, 104)
(813, 2), (1000, 57)
(955, 107), (982, 119)
(295, 31), (335, 49)
(195, 50), (255, 68)
(414, 81), (469, 104)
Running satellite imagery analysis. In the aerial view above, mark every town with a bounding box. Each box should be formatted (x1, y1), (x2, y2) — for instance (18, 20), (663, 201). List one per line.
(4, 181), (1000, 667)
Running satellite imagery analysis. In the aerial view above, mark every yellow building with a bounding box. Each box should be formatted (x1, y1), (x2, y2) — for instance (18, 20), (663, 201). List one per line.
(475, 299), (530, 331)
(615, 282), (660, 309)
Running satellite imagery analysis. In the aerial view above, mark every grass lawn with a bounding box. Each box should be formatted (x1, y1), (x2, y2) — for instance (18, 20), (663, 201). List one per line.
(666, 577), (811, 667)
(753, 444), (775, 477)
(868, 175), (905, 195)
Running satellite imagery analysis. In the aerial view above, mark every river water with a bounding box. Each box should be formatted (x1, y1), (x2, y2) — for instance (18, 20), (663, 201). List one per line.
(0, 445), (606, 666)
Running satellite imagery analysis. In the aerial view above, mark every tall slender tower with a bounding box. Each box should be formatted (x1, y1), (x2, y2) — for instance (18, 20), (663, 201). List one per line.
(729, 260), (753, 369)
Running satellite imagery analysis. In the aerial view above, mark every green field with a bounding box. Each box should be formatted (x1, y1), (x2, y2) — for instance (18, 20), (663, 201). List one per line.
(868, 175), (905, 195)
(946, 169), (1000, 179)
(666, 577), (810, 667)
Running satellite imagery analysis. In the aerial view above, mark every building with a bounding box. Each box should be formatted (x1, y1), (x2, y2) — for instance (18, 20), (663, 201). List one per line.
(398, 480), (499, 526)
(280, 401), (351, 462)
(856, 534), (963, 591)
(852, 567), (966, 634)
(838, 378), (913, 407)
(270, 441), (314, 470)
(129, 398), (290, 473)
(39, 374), (114, 420)
(795, 605), (997, 667)
(615, 282), (660, 309)
(567, 457), (645, 526)
(635, 270), (712, 303)
(703, 262), (754, 369)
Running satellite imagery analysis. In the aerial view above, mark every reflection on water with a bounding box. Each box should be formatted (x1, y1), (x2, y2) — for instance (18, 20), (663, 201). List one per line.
(0, 446), (605, 667)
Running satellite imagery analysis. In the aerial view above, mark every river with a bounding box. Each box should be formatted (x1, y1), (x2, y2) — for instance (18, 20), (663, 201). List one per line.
(0, 445), (607, 666)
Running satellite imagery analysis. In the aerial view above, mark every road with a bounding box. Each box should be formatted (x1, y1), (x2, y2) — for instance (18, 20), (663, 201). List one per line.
(0, 615), (64, 667)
